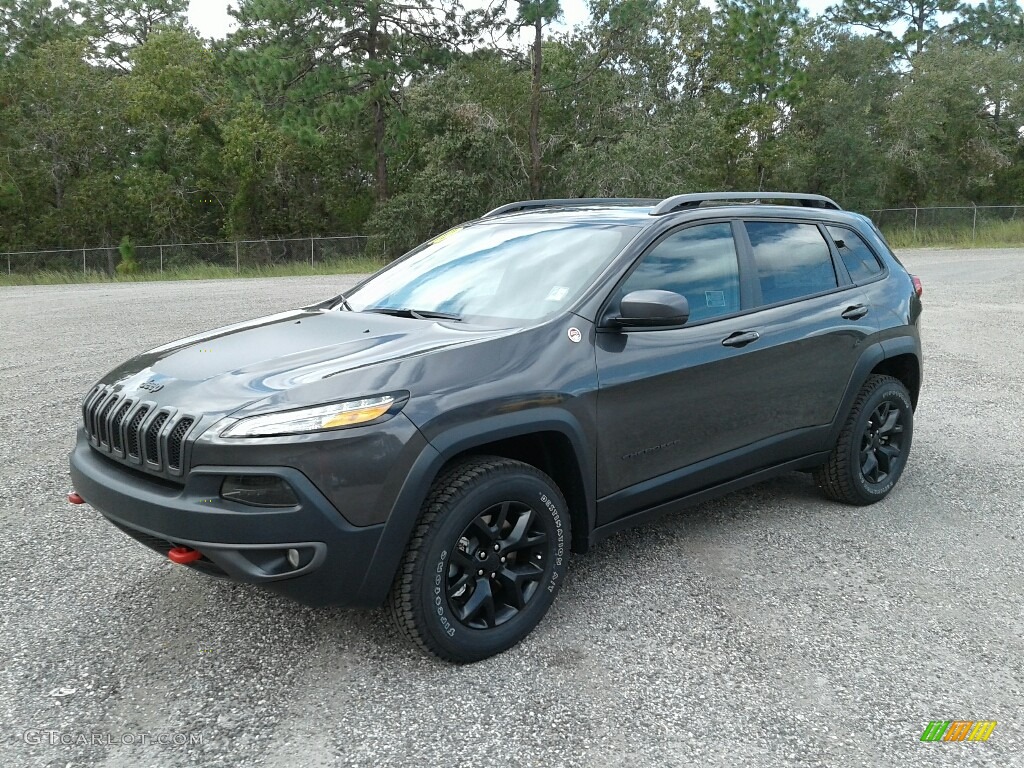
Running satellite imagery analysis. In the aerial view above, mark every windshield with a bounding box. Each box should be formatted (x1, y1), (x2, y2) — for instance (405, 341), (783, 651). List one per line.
(346, 221), (639, 323)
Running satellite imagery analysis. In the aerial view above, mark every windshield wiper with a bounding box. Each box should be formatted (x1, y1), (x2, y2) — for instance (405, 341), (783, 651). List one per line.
(363, 307), (463, 321)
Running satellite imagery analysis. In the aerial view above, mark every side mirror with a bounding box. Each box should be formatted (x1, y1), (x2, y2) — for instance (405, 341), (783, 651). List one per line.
(612, 289), (689, 329)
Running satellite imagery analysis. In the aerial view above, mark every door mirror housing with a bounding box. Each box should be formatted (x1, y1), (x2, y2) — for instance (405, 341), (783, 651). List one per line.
(612, 290), (690, 329)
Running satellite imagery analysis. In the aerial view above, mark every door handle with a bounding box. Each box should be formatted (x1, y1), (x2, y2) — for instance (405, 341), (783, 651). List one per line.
(721, 330), (760, 348)
(841, 304), (869, 320)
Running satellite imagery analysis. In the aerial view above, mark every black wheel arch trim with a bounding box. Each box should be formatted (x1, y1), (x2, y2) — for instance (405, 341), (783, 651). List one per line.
(356, 409), (595, 605)
(829, 337), (921, 445)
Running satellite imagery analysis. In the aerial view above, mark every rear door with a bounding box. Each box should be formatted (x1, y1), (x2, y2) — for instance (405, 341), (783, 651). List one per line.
(729, 218), (877, 436)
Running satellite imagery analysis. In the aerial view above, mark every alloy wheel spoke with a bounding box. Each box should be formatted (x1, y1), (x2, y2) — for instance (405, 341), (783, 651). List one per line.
(862, 450), (879, 481)
(502, 507), (537, 552)
(877, 407), (900, 436)
(493, 501), (512, 533)
(877, 443), (899, 474)
(494, 567), (527, 610)
(468, 516), (497, 546)
(497, 563), (546, 609)
(447, 573), (473, 599)
(458, 577), (496, 626)
(451, 549), (476, 571)
(875, 402), (890, 427)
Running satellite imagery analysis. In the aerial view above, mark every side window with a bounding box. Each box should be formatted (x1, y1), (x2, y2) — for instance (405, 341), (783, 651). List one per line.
(745, 221), (838, 305)
(617, 222), (740, 323)
(827, 226), (883, 283)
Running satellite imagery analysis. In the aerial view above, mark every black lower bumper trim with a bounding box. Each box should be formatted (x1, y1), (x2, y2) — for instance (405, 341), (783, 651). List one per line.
(70, 433), (385, 607)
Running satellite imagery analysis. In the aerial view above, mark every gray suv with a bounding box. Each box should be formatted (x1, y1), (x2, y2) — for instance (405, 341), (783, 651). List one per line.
(69, 192), (923, 662)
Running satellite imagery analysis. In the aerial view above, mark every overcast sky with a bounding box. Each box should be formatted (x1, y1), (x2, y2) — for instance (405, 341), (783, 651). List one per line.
(186, 0), (838, 40)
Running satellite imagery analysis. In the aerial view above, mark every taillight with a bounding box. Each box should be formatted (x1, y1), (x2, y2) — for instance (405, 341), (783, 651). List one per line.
(911, 275), (923, 298)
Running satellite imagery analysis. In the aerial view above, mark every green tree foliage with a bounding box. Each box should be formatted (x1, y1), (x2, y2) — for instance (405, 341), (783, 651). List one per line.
(712, 0), (810, 187)
(116, 234), (139, 274)
(227, 0), (473, 203)
(952, 0), (1024, 50)
(1, 0), (1023, 256)
(884, 37), (1024, 203)
(0, 0), (76, 61)
(777, 31), (897, 208)
(829, 0), (959, 56)
(70, 0), (189, 70)
(0, 39), (123, 248)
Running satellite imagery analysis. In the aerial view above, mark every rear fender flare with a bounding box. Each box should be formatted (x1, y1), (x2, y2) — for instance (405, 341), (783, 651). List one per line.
(829, 338), (920, 444)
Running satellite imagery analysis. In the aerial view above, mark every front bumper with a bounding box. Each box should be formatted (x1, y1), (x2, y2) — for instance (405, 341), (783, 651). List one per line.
(69, 433), (386, 607)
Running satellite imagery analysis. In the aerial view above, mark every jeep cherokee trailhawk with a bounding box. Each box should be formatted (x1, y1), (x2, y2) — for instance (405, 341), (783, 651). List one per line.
(69, 192), (923, 662)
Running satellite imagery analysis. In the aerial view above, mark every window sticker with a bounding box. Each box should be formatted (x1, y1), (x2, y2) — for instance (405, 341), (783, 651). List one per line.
(705, 290), (726, 307)
(545, 286), (570, 301)
(430, 227), (463, 245)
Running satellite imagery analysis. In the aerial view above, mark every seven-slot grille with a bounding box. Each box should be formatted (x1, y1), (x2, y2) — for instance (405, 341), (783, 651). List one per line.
(81, 385), (196, 477)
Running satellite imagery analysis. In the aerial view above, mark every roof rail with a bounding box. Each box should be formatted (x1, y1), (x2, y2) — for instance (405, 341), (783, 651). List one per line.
(482, 198), (659, 218)
(650, 192), (842, 215)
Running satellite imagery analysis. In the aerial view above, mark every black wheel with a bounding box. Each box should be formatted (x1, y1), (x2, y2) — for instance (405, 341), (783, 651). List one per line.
(386, 456), (571, 663)
(814, 374), (914, 505)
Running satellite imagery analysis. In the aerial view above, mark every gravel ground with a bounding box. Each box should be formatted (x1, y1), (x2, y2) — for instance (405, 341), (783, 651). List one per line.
(0, 251), (1021, 768)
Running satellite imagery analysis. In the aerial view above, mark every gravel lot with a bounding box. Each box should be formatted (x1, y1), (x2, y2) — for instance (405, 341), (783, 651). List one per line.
(1, 250), (1022, 768)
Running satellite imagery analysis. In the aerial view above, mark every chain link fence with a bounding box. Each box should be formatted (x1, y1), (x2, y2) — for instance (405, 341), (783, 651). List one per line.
(2, 235), (385, 277)
(6, 207), (1023, 277)
(868, 205), (1024, 245)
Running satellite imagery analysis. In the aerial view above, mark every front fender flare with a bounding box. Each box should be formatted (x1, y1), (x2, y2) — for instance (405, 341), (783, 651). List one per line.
(356, 408), (595, 605)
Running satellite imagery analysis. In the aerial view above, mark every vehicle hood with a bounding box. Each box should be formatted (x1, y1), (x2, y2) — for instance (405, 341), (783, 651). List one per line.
(96, 309), (511, 414)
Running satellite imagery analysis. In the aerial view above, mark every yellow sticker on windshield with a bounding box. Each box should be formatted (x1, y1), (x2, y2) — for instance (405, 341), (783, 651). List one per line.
(430, 226), (463, 245)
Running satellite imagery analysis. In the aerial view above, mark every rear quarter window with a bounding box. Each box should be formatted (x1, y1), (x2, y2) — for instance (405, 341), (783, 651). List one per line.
(826, 226), (883, 283)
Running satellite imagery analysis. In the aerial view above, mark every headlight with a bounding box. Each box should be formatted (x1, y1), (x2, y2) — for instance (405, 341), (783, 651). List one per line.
(221, 395), (399, 438)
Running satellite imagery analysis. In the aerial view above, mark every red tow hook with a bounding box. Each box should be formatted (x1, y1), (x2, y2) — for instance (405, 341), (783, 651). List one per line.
(67, 491), (85, 505)
(168, 546), (203, 565)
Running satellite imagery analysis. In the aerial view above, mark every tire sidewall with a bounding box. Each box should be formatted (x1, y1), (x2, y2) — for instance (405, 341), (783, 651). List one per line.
(849, 383), (914, 501)
(416, 470), (570, 661)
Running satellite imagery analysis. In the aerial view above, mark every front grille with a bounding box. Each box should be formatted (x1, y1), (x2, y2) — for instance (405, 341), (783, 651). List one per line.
(125, 406), (150, 459)
(82, 387), (104, 435)
(145, 412), (170, 465)
(109, 401), (133, 452)
(167, 418), (194, 471)
(82, 386), (196, 477)
(96, 394), (118, 446)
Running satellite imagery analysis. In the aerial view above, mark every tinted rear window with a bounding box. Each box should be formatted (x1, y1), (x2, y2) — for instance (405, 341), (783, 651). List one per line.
(827, 226), (883, 283)
(745, 222), (838, 305)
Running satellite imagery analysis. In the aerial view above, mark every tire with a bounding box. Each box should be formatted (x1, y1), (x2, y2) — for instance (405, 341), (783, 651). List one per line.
(386, 456), (571, 663)
(814, 374), (914, 505)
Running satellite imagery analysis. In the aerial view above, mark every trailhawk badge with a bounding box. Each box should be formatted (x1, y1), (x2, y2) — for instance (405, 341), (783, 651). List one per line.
(567, 328), (582, 343)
